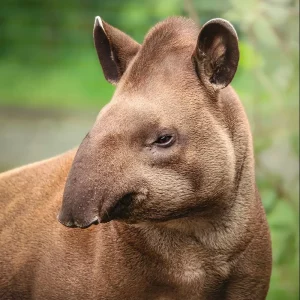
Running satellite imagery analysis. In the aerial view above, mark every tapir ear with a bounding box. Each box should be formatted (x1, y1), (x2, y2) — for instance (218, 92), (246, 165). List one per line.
(93, 16), (141, 85)
(193, 18), (239, 89)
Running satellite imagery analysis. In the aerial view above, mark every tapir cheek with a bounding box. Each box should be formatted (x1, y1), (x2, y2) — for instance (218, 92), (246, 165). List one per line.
(126, 177), (196, 221)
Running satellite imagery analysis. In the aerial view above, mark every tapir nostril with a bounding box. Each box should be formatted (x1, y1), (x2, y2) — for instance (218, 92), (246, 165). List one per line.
(100, 193), (134, 223)
(119, 193), (133, 206)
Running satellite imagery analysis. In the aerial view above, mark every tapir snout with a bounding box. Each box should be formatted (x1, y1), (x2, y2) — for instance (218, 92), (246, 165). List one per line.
(58, 132), (144, 228)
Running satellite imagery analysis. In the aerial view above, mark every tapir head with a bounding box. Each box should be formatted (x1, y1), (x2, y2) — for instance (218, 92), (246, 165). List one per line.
(58, 16), (240, 228)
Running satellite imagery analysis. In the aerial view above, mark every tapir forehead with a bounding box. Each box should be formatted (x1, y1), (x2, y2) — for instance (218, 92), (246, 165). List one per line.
(92, 99), (161, 140)
(92, 67), (206, 142)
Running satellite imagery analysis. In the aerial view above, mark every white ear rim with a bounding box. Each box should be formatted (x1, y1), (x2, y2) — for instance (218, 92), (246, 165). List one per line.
(94, 16), (106, 33)
(202, 18), (238, 40)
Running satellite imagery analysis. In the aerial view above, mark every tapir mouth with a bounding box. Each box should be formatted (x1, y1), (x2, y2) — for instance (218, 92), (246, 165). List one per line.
(57, 212), (99, 229)
(57, 215), (100, 229)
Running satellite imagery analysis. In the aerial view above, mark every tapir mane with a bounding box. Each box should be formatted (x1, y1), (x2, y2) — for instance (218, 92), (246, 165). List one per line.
(143, 17), (199, 50)
(126, 17), (200, 85)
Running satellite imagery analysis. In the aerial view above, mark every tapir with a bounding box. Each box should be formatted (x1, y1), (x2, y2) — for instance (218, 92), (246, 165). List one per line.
(0, 16), (272, 300)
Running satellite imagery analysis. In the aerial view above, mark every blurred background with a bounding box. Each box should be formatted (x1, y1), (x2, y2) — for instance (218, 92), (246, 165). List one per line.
(0, 0), (298, 298)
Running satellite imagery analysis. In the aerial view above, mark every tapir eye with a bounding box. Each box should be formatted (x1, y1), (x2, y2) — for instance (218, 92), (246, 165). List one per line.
(154, 134), (175, 148)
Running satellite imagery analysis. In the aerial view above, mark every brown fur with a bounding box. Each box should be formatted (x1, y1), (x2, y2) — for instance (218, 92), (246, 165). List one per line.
(0, 17), (272, 299)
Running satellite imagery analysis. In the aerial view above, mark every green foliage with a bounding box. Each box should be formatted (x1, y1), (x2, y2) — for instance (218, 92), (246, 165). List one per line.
(0, 0), (298, 298)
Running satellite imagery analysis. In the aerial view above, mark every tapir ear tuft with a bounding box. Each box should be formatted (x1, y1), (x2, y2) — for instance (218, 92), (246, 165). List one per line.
(93, 16), (141, 85)
(193, 18), (239, 90)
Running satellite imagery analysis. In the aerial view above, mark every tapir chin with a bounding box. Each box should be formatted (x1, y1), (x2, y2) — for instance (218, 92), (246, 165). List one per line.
(0, 16), (272, 300)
